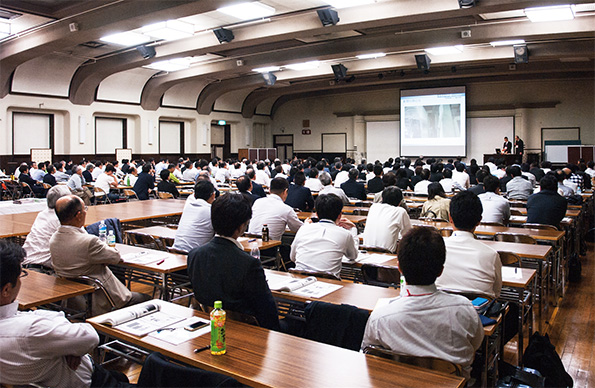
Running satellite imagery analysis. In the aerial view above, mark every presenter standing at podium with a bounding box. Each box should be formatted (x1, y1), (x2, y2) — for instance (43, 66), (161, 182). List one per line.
(502, 137), (512, 154)
(515, 135), (524, 155)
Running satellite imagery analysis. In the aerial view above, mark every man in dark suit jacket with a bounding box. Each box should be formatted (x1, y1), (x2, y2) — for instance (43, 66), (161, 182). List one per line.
(132, 164), (155, 200)
(246, 168), (267, 198)
(467, 170), (487, 195)
(82, 164), (94, 183)
(187, 193), (280, 331)
(285, 172), (314, 211)
(502, 137), (513, 154)
(527, 174), (567, 229)
(367, 165), (384, 194)
(18, 165), (46, 197)
(43, 164), (57, 186)
(341, 168), (366, 200)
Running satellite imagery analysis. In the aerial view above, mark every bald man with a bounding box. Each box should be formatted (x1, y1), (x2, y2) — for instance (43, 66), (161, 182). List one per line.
(50, 195), (150, 316)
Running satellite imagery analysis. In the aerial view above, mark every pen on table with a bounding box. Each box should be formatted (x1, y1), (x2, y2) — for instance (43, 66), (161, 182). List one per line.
(156, 259), (165, 265)
(248, 238), (257, 242)
(194, 345), (210, 353)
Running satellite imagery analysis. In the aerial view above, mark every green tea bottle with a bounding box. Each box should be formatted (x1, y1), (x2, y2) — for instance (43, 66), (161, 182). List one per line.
(210, 300), (226, 355)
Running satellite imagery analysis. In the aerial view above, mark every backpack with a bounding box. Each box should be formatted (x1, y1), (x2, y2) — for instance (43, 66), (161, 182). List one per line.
(522, 332), (573, 387)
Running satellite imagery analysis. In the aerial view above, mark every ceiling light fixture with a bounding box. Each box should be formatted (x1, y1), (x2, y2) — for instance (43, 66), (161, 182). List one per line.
(140, 20), (194, 41)
(425, 45), (464, 55)
(253, 66), (281, 73)
(356, 52), (386, 60)
(0, 21), (10, 38)
(217, 2), (275, 20)
(490, 39), (526, 47)
(100, 31), (152, 46)
(324, 0), (375, 9)
(144, 58), (190, 72)
(285, 61), (320, 71)
(524, 5), (575, 22)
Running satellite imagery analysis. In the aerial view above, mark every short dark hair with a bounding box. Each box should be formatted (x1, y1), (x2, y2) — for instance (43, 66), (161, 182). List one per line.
(382, 172), (397, 187)
(509, 165), (522, 177)
(46, 164), (56, 174)
(142, 164), (152, 173)
(315, 194), (343, 221)
(540, 174), (558, 191)
(373, 164), (383, 176)
(475, 169), (487, 183)
(55, 195), (83, 224)
(236, 175), (252, 193)
(381, 186), (403, 207)
(450, 191), (482, 231)
(483, 175), (500, 192)
(194, 180), (215, 201)
(294, 171), (306, 186)
(427, 182), (446, 200)
(421, 169), (430, 180)
(398, 227), (445, 285)
(443, 169), (452, 179)
(0, 240), (25, 289)
(210, 193), (252, 237)
(309, 168), (319, 179)
(159, 169), (170, 181)
(270, 177), (289, 194)
(19, 165), (28, 173)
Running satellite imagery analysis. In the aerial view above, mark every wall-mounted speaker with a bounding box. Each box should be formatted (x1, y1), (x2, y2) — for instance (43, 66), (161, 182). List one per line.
(415, 54), (431, 70)
(331, 64), (348, 80)
(262, 72), (277, 86)
(214, 28), (234, 43)
(317, 9), (339, 26)
(137, 45), (156, 59)
(513, 44), (529, 64)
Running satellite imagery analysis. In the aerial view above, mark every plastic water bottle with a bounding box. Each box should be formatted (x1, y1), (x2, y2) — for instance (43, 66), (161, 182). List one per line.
(107, 230), (116, 247)
(400, 275), (406, 297)
(98, 220), (107, 243)
(250, 242), (260, 260)
(210, 301), (226, 355)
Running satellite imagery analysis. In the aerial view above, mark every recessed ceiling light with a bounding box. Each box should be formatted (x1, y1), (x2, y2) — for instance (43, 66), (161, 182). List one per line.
(144, 58), (190, 72)
(524, 5), (575, 22)
(253, 66), (281, 73)
(490, 39), (526, 47)
(0, 21), (10, 38)
(356, 52), (386, 60)
(324, 0), (376, 9)
(424, 45), (464, 55)
(217, 2), (275, 20)
(100, 31), (152, 46)
(284, 61), (320, 71)
(141, 20), (194, 41)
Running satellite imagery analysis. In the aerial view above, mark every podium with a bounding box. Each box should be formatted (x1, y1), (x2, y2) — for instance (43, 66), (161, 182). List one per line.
(483, 153), (521, 165)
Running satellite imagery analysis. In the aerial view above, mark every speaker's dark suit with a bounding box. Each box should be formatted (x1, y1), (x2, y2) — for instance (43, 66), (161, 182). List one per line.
(188, 237), (280, 330)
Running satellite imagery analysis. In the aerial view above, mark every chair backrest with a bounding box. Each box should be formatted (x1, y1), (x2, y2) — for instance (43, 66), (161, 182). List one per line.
(439, 228), (453, 237)
(510, 208), (524, 216)
(440, 288), (494, 304)
(158, 191), (174, 199)
(360, 264), (400, 288)
(359, 245), (393, 254)
(363, 345), (463, 377)
(480, 221), (504, 227)
(122, 189), (138, 201)
(523, 223), (558, 231)
(498, 251), (522, 267)
(42, 182), (52, 189)
(494, 232), (537, 244)
(166, 246), (188, 255)
(125, 231), (165, 251)
(288, 268), (341, 281)
(192, 299), (260, 327)
(20, 181), (33, 197)
(419, 215), (449, 223)
(66, 275), (117, 311)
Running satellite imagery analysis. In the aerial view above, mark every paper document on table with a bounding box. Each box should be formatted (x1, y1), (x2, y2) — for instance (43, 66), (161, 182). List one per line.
(266, 273), (317, 292)
(148, 317), (210, 345)
(95, 300), (185, 336)
(502, 266), (523, 279)
(355, 252), (393, 264)
(121, 251), (168, 265)
(291, 282), (342, 298)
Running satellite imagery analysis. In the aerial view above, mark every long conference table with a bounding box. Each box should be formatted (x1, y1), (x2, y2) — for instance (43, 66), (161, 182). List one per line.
(88, 301), (466, 388)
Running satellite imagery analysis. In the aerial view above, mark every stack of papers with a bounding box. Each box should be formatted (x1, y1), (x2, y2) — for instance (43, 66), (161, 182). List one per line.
(121, 251), (169, 265)
(266, 273), (342, 298)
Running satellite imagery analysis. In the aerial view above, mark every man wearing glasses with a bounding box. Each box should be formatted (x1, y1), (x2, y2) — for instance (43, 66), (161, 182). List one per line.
(49, 195), (150, 316)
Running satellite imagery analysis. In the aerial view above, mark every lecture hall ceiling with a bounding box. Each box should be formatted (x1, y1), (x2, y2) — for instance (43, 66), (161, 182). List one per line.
(0, 0), (593, 117)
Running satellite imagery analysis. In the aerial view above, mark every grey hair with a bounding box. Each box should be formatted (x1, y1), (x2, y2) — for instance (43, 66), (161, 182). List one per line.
(86, 163), (95, 171)
(47, 185), (72, 209)
(319, 172), (332, 186)
(74, 165), (83, 174)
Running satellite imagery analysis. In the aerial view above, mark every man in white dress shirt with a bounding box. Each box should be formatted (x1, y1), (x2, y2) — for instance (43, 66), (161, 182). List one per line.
(361, 227), (484, 380)
(254, 161), (271, 186)
(363, 187), (412, 253)
(248, 177), (303, 240)
(436, 191), (502, 299)
(94, 164), (120, 201)
(0, 241), (134, 387)
(290, 194), (358, 278)
(478, 175), (510, 226)
(22, 185), (72, 270)
(333, 163), (350, 188)
(53, 162), (71, 182)
(172, 181), (217, 253)
(452, 162), (470, 189)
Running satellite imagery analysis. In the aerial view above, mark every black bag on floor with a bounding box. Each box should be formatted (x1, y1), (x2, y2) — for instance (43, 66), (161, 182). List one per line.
(497, 361), (545, 388)
(522, 332), (573, 388)
(568, 253), (582, 283)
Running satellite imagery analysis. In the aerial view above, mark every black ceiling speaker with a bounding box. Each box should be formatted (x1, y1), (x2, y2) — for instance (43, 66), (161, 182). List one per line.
(317, 9), (339, 26)
(331, 64), (348, 80)
(458, 0), (475, 8)
(137, 45), (156, 59)
(513, 44), (529, 64)
(262, 72), (277, 86)
(415, 54), (431, 70)
(214, 28), (234, 43)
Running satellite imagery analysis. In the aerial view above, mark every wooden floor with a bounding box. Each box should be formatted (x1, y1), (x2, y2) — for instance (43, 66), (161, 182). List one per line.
(107, 242), (595, 386)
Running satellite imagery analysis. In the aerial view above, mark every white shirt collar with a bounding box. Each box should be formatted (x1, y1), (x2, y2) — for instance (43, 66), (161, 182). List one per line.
(216, 234), (244, 250)
(401, 283), (438, 297)
(0, 301), (18, 319)
(452, 230), (475, 239)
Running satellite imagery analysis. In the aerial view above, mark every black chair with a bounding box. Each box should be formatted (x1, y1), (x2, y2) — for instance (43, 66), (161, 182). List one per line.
(137, 352), (246, 387)
(360, 264), (401, 288)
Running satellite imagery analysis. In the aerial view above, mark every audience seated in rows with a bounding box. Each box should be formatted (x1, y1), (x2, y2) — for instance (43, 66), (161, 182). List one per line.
(133, 163), (155, 200)
(341, 168), (366, 200)
(157, 169), (180, 199)
(173, 181), (217, 253)
(318, 172), (350, 204)
(285, 171), (314, 211)
(67, 165), (93, 206)
(505, 166), (533, 200)
(367, 165), (384, 194)
(421, 183), (450, 221)
(478, 175), (510, 226)
(526, 174), (568, 229)
(361, 227), (484, 380)
(290, 194), (358, 278)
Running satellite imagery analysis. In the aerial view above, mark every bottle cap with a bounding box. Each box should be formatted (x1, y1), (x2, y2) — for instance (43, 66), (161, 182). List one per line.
(214, 300), (222, 309)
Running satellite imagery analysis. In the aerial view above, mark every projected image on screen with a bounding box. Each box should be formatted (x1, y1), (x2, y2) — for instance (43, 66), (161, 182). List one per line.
(400, 86), (466, 157)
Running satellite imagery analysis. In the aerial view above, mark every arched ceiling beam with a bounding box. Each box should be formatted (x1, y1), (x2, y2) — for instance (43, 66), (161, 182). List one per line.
(0, 0), (219, 97)
(196, 75), (265, 115)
